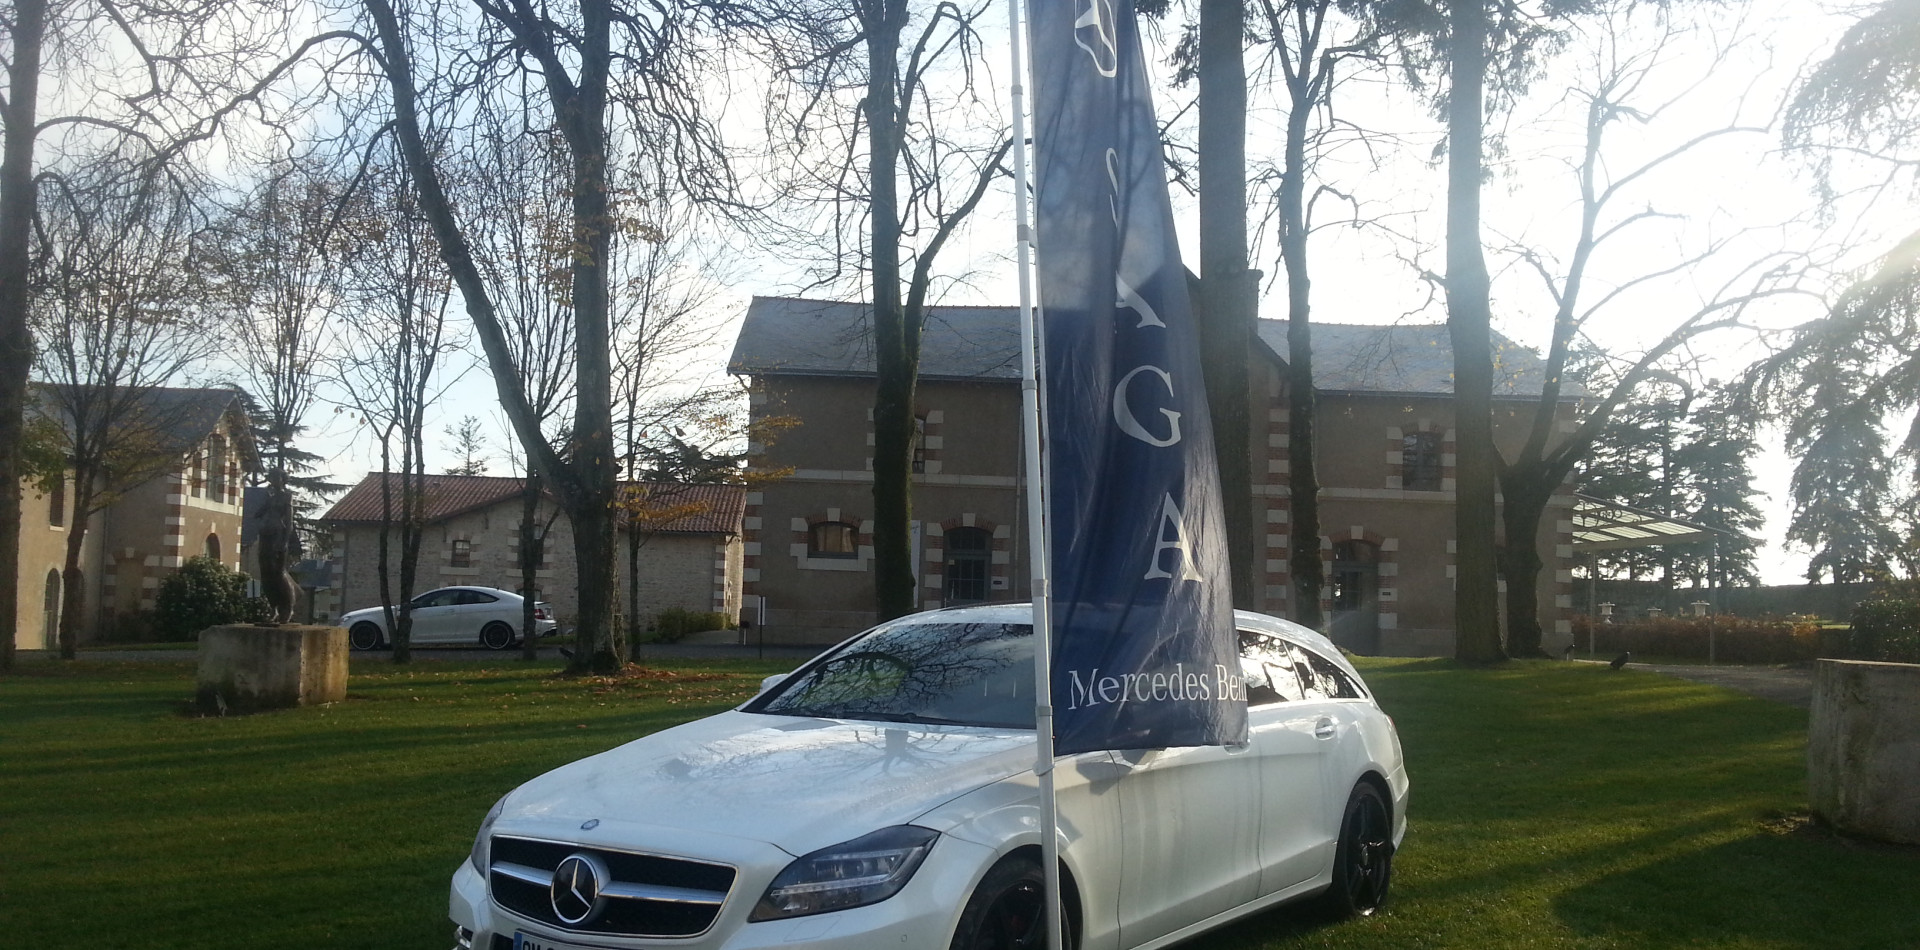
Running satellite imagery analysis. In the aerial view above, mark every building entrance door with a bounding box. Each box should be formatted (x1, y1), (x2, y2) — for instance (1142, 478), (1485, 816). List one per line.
(1329, 540), (1380, 654)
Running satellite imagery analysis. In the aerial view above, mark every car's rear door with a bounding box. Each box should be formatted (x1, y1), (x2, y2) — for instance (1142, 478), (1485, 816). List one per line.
(451, 589), (504, 641)
(1240, 631), (1333, 894)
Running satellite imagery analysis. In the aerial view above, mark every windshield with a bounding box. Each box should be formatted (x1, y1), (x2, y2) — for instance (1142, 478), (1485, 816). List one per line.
(747, 622), (1034, 728)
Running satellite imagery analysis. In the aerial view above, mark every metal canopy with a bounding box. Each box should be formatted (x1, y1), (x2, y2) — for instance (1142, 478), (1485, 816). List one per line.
(1571, 494), (1731, 552)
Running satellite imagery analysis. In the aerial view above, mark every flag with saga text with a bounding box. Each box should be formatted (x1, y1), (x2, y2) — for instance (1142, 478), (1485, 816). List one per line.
(1028, 0), (1246, 754)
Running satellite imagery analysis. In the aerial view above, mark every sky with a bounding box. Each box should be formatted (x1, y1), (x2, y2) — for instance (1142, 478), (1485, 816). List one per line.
(289, 0), (1894, 587)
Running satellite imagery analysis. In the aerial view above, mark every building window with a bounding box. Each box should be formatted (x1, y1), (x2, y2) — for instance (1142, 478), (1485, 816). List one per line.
(208, 437), (228, 502)
(451, 538), (473, 567)
(945, 526), (992, 603)
(808, 522), (858, 559)
(1402, 432), (1442, 491)
(189, 449), (205, 497)
(912, 417), (927, 474)
(205, 534), (221, 561)
(48, 476), (65, 527)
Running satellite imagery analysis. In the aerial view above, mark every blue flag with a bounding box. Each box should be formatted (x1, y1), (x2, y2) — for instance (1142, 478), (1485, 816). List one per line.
(1028, 0), (1246, 754)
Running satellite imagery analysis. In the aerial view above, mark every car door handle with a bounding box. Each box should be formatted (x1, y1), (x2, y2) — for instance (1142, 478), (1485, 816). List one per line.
(1313, 717), (1336, 740)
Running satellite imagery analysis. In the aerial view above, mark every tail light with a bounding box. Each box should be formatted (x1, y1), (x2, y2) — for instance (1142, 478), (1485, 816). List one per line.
(534, 604), (553, 621)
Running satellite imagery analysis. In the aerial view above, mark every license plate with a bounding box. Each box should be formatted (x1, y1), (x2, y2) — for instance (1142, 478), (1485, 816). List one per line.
(513, 932), (600, 950)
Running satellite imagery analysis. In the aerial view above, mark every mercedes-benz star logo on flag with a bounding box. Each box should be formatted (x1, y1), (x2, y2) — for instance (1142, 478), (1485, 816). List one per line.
(1073, 0), (1117, 77)
(550, 853), (608, 925)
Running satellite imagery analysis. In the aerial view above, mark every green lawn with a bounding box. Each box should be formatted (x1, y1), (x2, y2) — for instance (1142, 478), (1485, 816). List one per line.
(1, 656), (1914, 949)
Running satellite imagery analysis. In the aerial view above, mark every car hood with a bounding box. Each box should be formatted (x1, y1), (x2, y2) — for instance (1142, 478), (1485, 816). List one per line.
(495, 710), (1037, 855)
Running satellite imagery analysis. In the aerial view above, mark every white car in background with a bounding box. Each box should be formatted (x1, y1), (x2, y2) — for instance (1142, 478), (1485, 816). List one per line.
(450, 603), (1407, 950)
(341, 586), (558, 651)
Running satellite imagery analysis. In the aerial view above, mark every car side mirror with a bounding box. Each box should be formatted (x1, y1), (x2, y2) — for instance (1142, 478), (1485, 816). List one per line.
(758, 673), (788, 695)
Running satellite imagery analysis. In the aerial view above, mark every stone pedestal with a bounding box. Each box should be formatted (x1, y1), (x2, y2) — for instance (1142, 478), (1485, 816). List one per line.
(196, 624), (347, 714)
(1809, 658), (1920, 845)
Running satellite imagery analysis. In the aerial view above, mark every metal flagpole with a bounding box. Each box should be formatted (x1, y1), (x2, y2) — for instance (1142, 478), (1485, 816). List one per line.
(1006, 0), (1061, 945)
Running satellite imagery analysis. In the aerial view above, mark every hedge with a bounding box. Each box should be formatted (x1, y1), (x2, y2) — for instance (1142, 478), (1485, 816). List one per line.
(1844, 599), (1920, 664)
(1570, 615), (1822, 664)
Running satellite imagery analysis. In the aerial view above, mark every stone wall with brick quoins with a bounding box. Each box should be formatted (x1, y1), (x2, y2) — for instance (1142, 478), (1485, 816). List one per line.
(732, 298), (1579, 654)
(12, 389), (253, 648)
(324, 477), (741, 632)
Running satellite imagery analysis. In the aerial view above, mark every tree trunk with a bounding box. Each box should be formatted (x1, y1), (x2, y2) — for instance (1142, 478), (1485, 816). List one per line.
(571, 499), (620, 671)
(1278, 53), (1323, 632)
(867, 0), (915, 622)
(521, 469), (541, 661)
(0, 0), (46, 671)
(56, 479), (92, 658)
(1445, 0), (1505, 663)
(1197, 0), (1258, 610)
(1498, 469), (1552, 658)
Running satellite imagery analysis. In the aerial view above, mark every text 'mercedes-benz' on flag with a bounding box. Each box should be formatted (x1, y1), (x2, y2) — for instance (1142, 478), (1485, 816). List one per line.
(1028, 0), (1247, 755)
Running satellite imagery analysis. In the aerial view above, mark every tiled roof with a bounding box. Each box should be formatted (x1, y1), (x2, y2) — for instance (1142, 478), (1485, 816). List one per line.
(622, 482), (748, 535)
(321, 474), (527, 525)
(321, 474), (745, 536)
(30, 383), (257, 462)
(726, 295), (1563, 396)
(728, 296), (1025, 380)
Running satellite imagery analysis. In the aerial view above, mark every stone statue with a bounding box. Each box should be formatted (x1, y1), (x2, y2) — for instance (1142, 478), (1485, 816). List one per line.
(257, 483), (299, 624)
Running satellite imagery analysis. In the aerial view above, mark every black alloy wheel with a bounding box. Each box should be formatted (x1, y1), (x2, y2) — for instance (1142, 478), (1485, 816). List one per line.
(949, 856), (1071, 950)
(1325, 781), (1394, 918)
(480, 621), (516, 651)
(348, 622), (384, 651)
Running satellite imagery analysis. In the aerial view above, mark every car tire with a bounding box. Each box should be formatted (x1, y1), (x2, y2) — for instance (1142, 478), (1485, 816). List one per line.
(948, 855), (1073, 950)
(349, 622), (384, 651)
(1322, 780), (1393, 918)
(480, 621), (517, 651)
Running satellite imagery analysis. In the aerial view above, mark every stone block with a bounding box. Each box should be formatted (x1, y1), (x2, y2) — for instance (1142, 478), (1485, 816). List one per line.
(1808, 659), (1920, 845)
(196, 624), (347, 714)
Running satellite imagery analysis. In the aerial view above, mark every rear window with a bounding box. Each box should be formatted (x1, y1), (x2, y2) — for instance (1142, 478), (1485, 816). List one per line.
(746, 622), (1035, 728)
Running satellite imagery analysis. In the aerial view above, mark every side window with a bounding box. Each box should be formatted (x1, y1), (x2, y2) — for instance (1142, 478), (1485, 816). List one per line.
(809, 521), (858, 559)
(1239, 630), (1306, 706)
(457, 590), (498, 605)
(412, 589), (459, 609)
(1291, 644), (1365, 700)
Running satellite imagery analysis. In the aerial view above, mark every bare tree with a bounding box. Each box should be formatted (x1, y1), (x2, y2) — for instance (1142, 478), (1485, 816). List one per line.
(220, 160), (347, 622)
(0, 0), (333, 668)
(1492, 9), (1815, 656)
(770, 0), (1010, 621)
(1249, 0), (1382, 630)
(353, 0), (804, 670)
(30, 160), (224, 656)
(333, 158), (462, 663)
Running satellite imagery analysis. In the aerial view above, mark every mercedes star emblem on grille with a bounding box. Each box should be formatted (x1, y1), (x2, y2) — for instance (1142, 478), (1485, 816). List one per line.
(550, 852), (609, 925)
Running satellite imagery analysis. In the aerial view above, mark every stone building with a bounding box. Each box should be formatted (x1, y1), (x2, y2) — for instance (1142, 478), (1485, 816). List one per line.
(728, 296), (1580, 653)
(321, 475), (745, 627)
(12, 386), (256, 648)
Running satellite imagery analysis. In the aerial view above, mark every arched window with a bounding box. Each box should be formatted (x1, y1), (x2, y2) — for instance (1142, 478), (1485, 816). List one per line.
(1402, 432), (1442, 491)
(205, 533), (221, 562)
(808, 522), (858, 559)
(945, 527), (992, 603)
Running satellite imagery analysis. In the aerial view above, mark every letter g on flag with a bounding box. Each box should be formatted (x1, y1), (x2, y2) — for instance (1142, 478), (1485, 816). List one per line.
(1074, 0), (1118, 77)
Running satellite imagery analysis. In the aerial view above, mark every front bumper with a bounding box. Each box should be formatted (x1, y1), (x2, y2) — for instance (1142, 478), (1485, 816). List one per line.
(450, 831), (995, 950)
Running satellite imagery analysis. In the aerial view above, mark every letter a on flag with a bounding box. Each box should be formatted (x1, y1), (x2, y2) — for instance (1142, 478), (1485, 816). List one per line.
(1028, 0), (1246, 754)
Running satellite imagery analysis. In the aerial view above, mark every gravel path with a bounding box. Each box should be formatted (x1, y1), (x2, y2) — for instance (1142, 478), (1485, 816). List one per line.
(1633, 662), (1815, 708)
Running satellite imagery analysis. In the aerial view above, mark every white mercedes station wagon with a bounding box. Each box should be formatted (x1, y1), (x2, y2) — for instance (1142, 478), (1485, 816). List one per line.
(450, 604), (1408, 950)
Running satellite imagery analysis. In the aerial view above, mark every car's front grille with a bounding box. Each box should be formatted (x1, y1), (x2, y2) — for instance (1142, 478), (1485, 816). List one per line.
(488, 835), (736, 938)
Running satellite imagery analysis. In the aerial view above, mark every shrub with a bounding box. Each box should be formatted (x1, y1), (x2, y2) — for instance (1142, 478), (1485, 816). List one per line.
(650, 607), (733, 644)
(153, 556), (268, 641)
(1845, 599), (1920, 664)
(1569, 615), (1821, 664)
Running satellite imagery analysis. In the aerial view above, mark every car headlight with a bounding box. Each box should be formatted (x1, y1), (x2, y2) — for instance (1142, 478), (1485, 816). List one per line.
(469, 794), (508, 874)
(748, 825), (939, 921)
